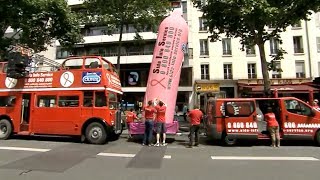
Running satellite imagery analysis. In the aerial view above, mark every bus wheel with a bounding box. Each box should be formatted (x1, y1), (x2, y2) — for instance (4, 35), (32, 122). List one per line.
(316, 130), (320, 146)
(222, 133), (237, 146)
(0, 119), (12, 140)
(85, 122), (107, 144)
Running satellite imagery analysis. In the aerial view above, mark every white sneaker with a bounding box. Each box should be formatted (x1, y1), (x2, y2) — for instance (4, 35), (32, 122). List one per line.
(161, 143), (167, 146)
(154, 143), (160, 147)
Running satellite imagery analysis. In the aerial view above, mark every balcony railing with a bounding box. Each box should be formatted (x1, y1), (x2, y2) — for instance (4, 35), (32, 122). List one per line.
(224, 73), (233, 79)
(200, 50), (209, 56)
(296, 72), (306, 78)
(294, 48), (304, 54)
(223, 50), (232, 55)
(272, 74), (282, 78)
(201, 75), (210, 80)
(248, 74), (257, 79)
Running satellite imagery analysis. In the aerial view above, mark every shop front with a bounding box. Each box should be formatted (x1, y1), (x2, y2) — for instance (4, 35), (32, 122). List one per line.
(119, 64), (193, 112)
(238, 78), (319, 102)
(194, 80), (237, 112)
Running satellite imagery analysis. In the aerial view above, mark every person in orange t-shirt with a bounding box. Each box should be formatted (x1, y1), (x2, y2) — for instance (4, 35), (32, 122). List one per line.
(264, 107), (280, 147)
(154, 100), (167, 146)
(187, 105), (203, 148)
(126, 108), (139, 138)
(142, 100), (156, 146)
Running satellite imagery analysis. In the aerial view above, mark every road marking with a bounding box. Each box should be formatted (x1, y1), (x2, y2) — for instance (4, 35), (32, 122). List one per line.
(211, 156), (319, 161)
(0, 146), (50, 152)
(97, 153), (172, 159)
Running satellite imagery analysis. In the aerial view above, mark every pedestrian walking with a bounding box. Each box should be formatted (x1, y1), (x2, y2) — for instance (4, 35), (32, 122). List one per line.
(264, 107), (280, 147)
(142, 100), (156, 146)
(187, 105), (203, 148)
(126, 108), (139, 138)
(154, 100), (167, 146)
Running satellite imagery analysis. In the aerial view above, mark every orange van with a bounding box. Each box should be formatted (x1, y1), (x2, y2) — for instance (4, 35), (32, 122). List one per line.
(204, 97), (320, 146)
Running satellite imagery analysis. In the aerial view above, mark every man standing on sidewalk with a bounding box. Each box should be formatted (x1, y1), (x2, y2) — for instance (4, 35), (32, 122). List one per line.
(187, 105), (203, 148)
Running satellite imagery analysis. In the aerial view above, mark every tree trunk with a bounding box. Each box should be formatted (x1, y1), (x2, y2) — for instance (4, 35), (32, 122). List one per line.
(257, 42), (271, 97)
(116, 23), (124, 73)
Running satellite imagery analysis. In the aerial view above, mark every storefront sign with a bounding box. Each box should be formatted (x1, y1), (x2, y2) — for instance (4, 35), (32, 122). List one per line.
(24, 72), (53, 88)
(238, 78), (312, 85)
(195, 83), (220, 92)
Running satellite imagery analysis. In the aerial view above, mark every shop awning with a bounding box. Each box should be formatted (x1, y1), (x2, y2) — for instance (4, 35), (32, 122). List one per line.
(240, 84), (318, 93)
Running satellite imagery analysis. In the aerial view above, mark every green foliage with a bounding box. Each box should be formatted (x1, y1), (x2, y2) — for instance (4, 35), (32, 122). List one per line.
(82, 0), (171, 33)
(0, 0), (83, 55)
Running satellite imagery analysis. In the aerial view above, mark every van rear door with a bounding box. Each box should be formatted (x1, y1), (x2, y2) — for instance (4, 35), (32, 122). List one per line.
(223, 100), (258, 139)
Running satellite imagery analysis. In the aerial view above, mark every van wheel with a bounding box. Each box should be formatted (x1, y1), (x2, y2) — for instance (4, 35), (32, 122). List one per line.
(85, 122), (107, 144)
(222, 133), (237, 146)
(315, 130), (320, 146)
(0, 119), (12, 140)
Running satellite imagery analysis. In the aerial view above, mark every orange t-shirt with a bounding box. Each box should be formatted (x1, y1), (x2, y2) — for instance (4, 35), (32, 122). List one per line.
(188, 109), (203, 125)
(155, 105), (166, 123)
(126, 111), (137, 123)
(143, 106), (156, 119)
(264, 113), (279, 127)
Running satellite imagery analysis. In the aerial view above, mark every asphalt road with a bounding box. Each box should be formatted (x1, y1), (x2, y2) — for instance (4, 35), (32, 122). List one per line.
(0, 132), (320, 180)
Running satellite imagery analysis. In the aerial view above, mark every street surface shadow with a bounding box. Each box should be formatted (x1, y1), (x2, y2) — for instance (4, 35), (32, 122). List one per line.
(10, 135), (82, 144)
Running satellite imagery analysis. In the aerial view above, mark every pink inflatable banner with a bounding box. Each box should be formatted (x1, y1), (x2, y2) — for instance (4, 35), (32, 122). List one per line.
(144, 9), (189, 124)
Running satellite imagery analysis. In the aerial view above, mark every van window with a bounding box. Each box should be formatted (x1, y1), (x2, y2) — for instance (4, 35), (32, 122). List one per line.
(0, 96), (16, 107)
(38, 96), (56, 107)
(285, 99), (311, 116)
(58, 96), (79, 107)
(95, 92), (107, 107)
(225, 101), (255, 117)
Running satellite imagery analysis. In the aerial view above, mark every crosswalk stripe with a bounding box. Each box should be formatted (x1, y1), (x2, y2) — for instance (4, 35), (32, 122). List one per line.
(211, 156), (319, 161)
(97, 153), (172, 159)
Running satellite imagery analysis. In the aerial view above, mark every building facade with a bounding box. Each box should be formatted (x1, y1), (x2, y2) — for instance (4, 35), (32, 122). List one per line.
(7, 0), (320, 111)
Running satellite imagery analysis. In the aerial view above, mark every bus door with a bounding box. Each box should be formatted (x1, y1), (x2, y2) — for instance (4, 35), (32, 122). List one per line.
(223, 100), (258, 138)
(20, 93), (31, 131)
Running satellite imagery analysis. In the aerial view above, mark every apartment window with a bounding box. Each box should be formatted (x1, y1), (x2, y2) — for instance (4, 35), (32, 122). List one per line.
(200, 39), (209, 56)
(317, 37), (320, 53)
(270, 38), (279, 55)
(201, 64), (210, 80)
(295, 61), (306, 78)
(292, 21), (302, 28)
(222, 38), (232, 55)
(182, 1), (187, 13)
(56, 48), (70, 59)
(272, 61), (281, 78)
(246, 45), (256, 55)
(247, 63), (257, 79)
(188, 48), (193, 59)
(293, 36), (304, 53)
(315, 12), (320, 27)
(223, 64), (233, 79)
(199, 17), (207, 31)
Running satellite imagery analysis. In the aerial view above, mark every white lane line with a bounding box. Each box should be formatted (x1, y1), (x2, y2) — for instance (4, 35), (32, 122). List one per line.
(97, 153), (135, 158)
(97, 153), (172, 159)
(0, 146), (50, 152)
(211, 156), (319, 161)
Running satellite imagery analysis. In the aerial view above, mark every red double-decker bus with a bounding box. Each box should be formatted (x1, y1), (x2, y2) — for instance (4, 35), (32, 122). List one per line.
(0, 55), (123, 144)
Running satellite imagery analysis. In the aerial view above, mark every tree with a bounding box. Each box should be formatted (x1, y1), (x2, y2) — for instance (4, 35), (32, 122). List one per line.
(193, 0), (320, 95)
(82, 0), (171, 72)
(0, 0), (83, 57)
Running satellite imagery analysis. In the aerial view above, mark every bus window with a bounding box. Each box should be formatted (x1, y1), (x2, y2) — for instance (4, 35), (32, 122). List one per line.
(108, 92), (117, 110)
(83, 91), (93, 107)
(38, 96), (56, 107)
(59, 96), (79, 107)
(0, 96), (16, 107)
(64, 58), (83, 69)
(95, 92), (107, 107)
(85, 58), (101, 69)
(3, 63), (7, 73)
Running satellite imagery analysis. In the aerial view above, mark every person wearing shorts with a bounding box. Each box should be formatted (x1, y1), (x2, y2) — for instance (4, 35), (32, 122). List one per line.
(154, 101), (167, 146)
